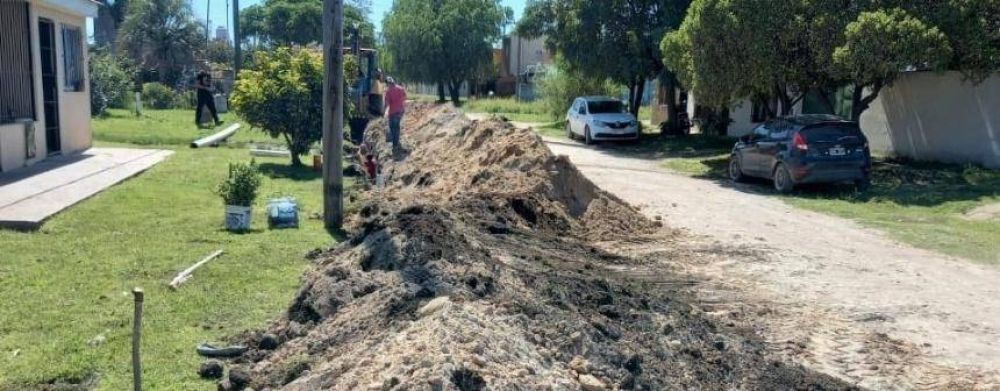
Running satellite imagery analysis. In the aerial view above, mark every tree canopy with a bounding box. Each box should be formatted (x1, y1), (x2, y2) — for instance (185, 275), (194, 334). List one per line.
(662, 0), (995, 121)
(231, 48), (359, 166)
(518, 0), (691, 117)
(118, 0), (205, 85)
(239, 0), (374, 48)
(382, 0), (511, 104)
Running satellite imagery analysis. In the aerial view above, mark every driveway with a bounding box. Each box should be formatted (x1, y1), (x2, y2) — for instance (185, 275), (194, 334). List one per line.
(544, 137), (1000, 389)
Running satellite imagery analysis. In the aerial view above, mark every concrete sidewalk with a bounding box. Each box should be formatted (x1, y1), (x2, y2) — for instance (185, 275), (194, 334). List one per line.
(0, 148), (173, 230)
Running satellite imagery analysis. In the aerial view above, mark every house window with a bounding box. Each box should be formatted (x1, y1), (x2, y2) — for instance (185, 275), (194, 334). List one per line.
(62, 25), (84, 92)
(0, 1), (35, 124)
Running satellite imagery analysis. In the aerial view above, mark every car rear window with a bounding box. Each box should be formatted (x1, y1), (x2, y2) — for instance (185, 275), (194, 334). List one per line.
(588, 100), (625, 114)
(801, 124), (864, 144)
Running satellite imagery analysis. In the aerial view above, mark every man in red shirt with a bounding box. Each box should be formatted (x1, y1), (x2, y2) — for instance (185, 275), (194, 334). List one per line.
(383, 77), (407, 155)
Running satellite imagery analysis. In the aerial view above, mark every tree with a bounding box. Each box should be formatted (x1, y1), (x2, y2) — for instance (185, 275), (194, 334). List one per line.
(238, 0), (374, 47)
(833, 9), (952, 120)
(518, 0), (691, 118)
(230, 47), (358, 166)
(537, 58), (618, 119)
(95, 0), (130, 51)
(662, 0), (982, 122)
(89, 49), (134, 116)
(892, 0), (999, 83)
(206, 39), (234, 66)
(118, 0), (205, 85)
(383, 0), (511, 104)
(239, 4), (269, 47)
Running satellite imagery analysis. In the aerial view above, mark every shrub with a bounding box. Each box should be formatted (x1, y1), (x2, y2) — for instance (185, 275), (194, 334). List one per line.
(142, 82), (179, 109)
(692, 106), (732, 136)
(216, 161), (262, 207)
(536, 60), (618, 119)
(230, 47), (358, 166)
(89, 50), (134, 116)
(175, 90), (196, 110)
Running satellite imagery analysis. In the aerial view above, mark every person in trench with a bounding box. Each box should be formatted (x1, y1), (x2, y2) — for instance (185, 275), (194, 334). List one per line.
(383, 76), (408, 155)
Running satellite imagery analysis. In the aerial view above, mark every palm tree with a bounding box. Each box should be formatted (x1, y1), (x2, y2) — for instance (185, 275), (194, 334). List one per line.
(118, 0), (206, 85)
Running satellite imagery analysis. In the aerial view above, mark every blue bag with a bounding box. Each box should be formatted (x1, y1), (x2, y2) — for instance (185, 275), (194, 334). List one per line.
(267, 197), (299, 229)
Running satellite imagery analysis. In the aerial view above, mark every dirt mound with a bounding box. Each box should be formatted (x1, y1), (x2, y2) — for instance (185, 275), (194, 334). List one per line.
(231, 104), (853, 390)
(359, 103), (658, 241)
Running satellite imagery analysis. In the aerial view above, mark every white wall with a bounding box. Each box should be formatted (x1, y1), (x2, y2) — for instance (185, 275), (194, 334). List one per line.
(727, 100), (756, 137)
(0, 123), (27, 172)
(508, 34), (550, 77)
(685, 96), (802, 137)
(860, 71), (1000, 168)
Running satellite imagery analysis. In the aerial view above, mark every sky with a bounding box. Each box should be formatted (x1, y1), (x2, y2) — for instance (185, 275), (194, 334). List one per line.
(193, 0), (529, 39)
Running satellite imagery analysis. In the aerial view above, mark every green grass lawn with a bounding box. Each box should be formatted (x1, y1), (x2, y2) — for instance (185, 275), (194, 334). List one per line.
(654, 139), (1000, 264)
(461, 97), (555, 123)
(0, 110), (343, 389)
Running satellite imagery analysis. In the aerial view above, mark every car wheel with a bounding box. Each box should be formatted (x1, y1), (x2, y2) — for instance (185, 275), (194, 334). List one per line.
(855, 176), (871, 192)
(584, 126), (594, 145)
(729, 156), (746, 182)
(773, 163), (794, 193)
(566, 122), (575, 140)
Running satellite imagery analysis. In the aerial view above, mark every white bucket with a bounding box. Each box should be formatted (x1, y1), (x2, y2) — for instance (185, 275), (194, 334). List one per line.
(225, 205), (252, 231)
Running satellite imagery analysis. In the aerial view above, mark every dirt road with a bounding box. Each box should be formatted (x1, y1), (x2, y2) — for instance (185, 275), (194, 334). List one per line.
(545, 137), (1000, 389)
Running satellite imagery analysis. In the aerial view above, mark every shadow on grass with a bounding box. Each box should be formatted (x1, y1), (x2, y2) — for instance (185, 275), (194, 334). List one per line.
(572, 131), (1000, 208)
(694, 156), (1000, 208)
(325, 226), (350, 242)
(258, 162), (322, 181)
(549, 130), (736, 162)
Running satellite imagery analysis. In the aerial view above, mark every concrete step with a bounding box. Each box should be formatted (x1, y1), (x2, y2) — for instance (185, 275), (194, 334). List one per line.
(0, 148), (173, 230)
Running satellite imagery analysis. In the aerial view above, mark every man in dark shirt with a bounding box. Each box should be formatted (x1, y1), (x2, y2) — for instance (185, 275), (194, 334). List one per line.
(195, 71), (222, 127)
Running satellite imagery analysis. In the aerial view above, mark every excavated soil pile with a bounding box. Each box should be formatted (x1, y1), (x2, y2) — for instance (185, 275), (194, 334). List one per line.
(232, 104), (853, 390)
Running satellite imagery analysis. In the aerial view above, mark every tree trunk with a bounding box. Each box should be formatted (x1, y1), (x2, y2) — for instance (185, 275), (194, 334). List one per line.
(448, 80), (461, 106)
(851, 82), (882, 122)
(283, 133), (303, 167)
(663, 76), (678, 136)
(627, 81), (637, 116)
(775, 85), (793, 116)
(813, 88), (836, 115)
(849, 82), (883, 122)
(631, 78), (646, 119)
(436, 81), (446, 103)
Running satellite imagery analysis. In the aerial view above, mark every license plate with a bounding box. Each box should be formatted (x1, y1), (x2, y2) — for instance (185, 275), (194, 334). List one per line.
(829, 146), (847, 156)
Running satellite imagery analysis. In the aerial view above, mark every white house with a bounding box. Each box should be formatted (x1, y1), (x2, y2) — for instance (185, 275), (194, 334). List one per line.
(654, 71), (1000, 168)
(0, 0), (97, 173)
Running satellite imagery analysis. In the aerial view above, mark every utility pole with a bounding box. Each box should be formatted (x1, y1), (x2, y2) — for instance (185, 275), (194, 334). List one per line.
(233, 0), (241, 76)
(205, 0), (211, 41)
(322, 0), (344, 229)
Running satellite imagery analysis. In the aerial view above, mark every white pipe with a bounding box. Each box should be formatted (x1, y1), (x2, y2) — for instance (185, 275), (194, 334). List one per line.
(190, 123), (240, 148)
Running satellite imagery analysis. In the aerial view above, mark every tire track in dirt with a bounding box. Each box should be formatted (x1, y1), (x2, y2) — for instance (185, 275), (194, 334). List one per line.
(594, 225), (1000, 390)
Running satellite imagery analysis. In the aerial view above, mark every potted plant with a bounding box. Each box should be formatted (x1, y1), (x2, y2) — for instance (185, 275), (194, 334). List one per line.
(216, 161), (262, 231)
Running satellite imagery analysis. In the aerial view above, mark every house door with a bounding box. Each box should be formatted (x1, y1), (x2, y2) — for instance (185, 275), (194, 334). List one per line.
(39, 19), (60, 154)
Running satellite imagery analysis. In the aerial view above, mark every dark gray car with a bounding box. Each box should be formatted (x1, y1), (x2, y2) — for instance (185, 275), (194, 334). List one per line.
(728, 115), (872, 193)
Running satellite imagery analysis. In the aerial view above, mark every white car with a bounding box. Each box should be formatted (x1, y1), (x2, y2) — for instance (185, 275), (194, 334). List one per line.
(566, 96), (640, 144)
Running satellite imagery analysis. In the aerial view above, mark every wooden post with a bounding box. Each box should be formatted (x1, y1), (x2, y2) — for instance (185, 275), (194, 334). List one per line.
(131, 287), (144, 391)
(232, 0), (242, 77)
(322, 0), (345, 229)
